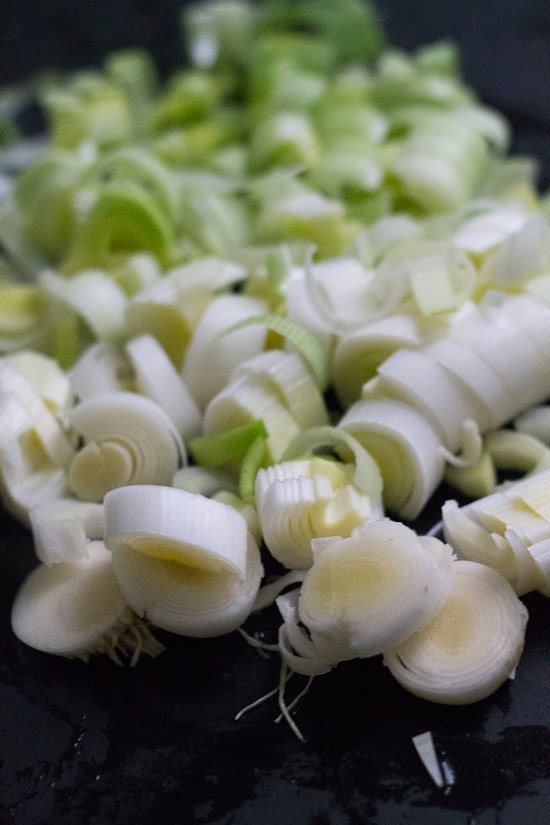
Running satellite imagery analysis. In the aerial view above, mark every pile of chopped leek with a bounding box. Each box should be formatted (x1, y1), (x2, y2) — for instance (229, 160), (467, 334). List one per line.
(2, 0), (550, 738)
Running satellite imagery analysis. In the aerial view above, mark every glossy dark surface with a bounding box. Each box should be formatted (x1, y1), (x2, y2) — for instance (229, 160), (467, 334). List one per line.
(2, 3), (550, 824)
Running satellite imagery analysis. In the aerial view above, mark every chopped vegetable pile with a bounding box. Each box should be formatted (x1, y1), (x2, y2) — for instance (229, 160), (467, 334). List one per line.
(2, 0), (550, 740)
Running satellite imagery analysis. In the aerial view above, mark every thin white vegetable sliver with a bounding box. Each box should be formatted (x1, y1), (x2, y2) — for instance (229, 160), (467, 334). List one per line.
(412, 731), (444, 788)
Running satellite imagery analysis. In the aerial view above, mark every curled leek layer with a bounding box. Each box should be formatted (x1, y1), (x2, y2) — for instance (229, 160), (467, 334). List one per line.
(67, 391), (186, 501)
(383, 560), (528, 704)
(104, 485), (264, 637)
(442, 466), (550, 596)
(255, 457), (380, 569)
(11, 540), (164, 664)
(297, 518), (455, 664)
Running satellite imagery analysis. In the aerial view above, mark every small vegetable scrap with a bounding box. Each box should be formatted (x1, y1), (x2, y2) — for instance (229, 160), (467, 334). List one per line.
(2, 0), (550, 739)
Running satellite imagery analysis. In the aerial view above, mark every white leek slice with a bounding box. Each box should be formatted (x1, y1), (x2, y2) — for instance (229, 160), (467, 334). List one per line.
(181, 293), (268, 410)
(202, 373), (300, 464)
(383, 560), (528, 705)
(256, 457), (378, 569)
(442, 499), (517, 582)
(125, 334), (202, 440)
(104, 485), (263, 637)
(422, 338), (516, 431)
(125, 274), (210, 367)
(0, 360), (75, 468)
(276, 590), (333, 677)
(340, 398), (444, 519)
(68, 342), (132, 401)
(67, 391), (185, 501)
(5, 350), (73, 414)
(375, 348), (483, 452)
(514, 406), (550, 448)
(330, 313), (423, 408)
(40, 267), (128, 343)
(484, 428), (550, 477)
(281, 425), (383, 503)
(0, 394), (70, 524)
(447, 299), (550, 410)
(525, 538), (550, 596)
(297, 519), (455, 663)
(29, 497), (105, 565)
(11, 540), (164, 664)
(232, 349), (328, 430)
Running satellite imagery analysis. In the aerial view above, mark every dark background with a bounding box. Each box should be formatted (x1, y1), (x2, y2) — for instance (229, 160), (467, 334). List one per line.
(1, 3), (550, 825)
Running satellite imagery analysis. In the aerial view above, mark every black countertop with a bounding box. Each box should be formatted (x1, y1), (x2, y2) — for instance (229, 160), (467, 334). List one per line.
(1, 3), (550, 824)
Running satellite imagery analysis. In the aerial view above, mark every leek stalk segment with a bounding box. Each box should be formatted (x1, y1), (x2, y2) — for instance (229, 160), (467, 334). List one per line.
(296, 519), (455, 663)
(383, 560), (528, 704)
(104, 485), (263, 637)
(67, 391), (186, 501)
(11, 539), (165, 664)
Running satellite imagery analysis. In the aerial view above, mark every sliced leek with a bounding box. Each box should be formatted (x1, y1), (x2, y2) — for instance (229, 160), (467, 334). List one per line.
(297, 519), (455, 663)
(67, 391), (185, 501)
(104, 484), (263, 637)
(11, 540), (164, 664)
(383, 560), (528, 704)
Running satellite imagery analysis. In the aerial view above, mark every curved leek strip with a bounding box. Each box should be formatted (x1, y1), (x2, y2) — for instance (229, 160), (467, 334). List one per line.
(444, 447), (497, 499)
(0, 285), (48, 352)
(524, 538), (550, 597)
(0, 394), (70, 525)
(11, 540), (164, 664)
(232, 350), (329, 429)
(125, 274), (210, 367)
(276, 590), (333, 677)
(281, 425), (383, 503)
(390, 112), (489, 213)
(443, 461), (550, 593)
(0, 359), (75, 468)
(29, 497), (105, 565)
(383, 560), (528, 705)
(375, 348), (484, 452)
(297, 520), (455, 663)
(62, 179), (175, 273)
(484, 428), (550, 477)
(68, 342), (132, 401)
(5, 349), (73, 415)
(104, 485), (263, 637)
(202, 373), (301, 464)
(447, 298), (550, 412)
(40, 268), (128, 344)
(408, 245), (476, 316)
(67, 391), (185, 501)
(496, 293), (550, 363)
(77, 146), (179, 226)
(255, 456), (379, 569)
(330, 312), (423, 408)
(514, 406), (550, 448)
(219, 312), (329, 392)
(339, 399), (444, 519)
(422, 338), (516, 431)
(441, 499), (517, 582)
(13, 147), (89, 260)
(181, 294), (269, 411)
(125, 334), (202, 440)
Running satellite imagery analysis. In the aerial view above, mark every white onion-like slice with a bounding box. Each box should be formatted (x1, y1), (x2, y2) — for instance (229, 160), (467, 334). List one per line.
(298, 519), (455, 663)
(383, 560), (528, 704)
